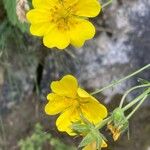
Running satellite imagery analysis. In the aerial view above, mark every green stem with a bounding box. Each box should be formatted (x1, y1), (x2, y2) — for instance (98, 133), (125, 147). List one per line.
(102, 0), (112, 8)
(65, 49), (76, 59)
(91, 64), (150, 95)
(126, 95), (148, 120)
(123, 88), (150, 111)
(119, 84), (150, 108)
(96, 117), (111, 130)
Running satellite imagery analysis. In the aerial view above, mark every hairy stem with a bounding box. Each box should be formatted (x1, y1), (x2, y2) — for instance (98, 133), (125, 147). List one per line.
(119, 84), (150, 108)
(123, 88), (150, 111)
(96, 117), (111, 130)
(91, 64), (150, 95)
(126, 95), (148, 120)
(102, 0), (112, 8)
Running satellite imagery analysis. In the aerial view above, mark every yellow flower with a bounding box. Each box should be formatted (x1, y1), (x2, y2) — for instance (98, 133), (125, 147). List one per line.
(26, 0), (101, 49)
(107, 124), (121, 141)
(45, 75), (107, 135)
(83, 141), (107, 150)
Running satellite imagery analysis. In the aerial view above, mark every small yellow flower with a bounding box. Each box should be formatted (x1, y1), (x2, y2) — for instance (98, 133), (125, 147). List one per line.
(45, 75), (107, 135)
(26, 0), (101, 49)
(107, 124), (121, 141)
(83, 141), (107, 150)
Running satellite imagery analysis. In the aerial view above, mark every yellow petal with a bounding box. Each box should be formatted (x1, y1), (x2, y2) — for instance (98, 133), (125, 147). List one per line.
(43, 27), (70, 49)
(26, 9), (54, 36)
(101, 140), (107, 148)
(56, 107), (80, 135)
(45, 95), (73, 115)
(32, 0), (56, 9)
(74, 0), (101, 17)
(113, 131), (120, 141)
(82, 142), (96, 150)
(62, 0), (78, 6)
(69, 18), (95, 47)
(82, 140), (107, 150)
(107, 124), (121, 141)
(77, 88), (90, 98)
(47, 93), (56, 101)
(107, 124), (115, 134)
(81, 97), (108, 124)
(51, 75), (78, 98)
(26, 9), (51, 24)
(29, 23), (54, 36)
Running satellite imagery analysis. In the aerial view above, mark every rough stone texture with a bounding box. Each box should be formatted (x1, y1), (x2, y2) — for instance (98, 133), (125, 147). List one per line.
(41, 0), (150, 103)
(0, 51), (38, 114)
(0, 0), (150, 149)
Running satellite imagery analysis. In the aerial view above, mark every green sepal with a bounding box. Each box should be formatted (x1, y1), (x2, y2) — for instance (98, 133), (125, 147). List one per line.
(112, 108), (126, 125)
(78, 132), (96, 148)
(71, 121), (91, 134)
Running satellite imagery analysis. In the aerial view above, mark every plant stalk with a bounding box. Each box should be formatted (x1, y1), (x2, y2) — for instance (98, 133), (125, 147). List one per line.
(119, 83), (150, 108)
(91, 64), (150, 95)
(123, 88), (150, 111)
(126, 95), (148, 120)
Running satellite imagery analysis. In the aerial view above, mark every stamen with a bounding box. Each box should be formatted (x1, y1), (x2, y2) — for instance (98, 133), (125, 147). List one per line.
(49, 2), (77, 31)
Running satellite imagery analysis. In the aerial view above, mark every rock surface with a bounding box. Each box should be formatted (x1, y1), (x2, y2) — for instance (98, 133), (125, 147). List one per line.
(0, 0), (150, 149)
(41, 0), (150, 103)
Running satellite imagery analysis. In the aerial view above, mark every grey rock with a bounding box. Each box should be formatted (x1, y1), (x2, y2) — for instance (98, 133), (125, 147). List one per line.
(0, 52), (38, 114)
(41, 0), (150, 104)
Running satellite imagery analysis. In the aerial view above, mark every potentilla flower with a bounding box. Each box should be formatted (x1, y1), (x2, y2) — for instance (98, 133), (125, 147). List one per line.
(45, 75), (107, 135)
(26, 0), (101, 49)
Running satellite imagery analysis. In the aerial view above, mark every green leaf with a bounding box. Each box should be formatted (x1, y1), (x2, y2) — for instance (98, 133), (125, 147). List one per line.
(3, 0), (28, 32)
(79, 132), (96, 148)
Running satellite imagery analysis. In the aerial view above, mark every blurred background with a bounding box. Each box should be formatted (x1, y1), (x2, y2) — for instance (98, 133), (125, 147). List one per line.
(0, 0), (150, 149)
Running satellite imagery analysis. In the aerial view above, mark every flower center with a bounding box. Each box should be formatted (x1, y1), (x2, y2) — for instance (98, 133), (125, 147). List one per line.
(50, 1), (77, 30)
